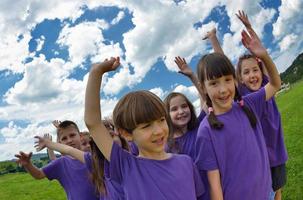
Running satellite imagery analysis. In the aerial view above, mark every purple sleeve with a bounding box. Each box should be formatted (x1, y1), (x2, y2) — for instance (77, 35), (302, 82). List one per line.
(109, 142), (133, 184)
(197, 111), (207, 124)
(243, 87), (266, 119)
(193, 162), (205, 197)
(84, 152), (92, 172)
(42, 157), (63, 180)
(195, 126), (218, 171)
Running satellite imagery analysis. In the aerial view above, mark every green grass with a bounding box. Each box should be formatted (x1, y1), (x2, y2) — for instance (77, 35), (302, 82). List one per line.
(0, 81), (302, 199)
(276, 80), (303, 199)
(0, 173), (65, 200)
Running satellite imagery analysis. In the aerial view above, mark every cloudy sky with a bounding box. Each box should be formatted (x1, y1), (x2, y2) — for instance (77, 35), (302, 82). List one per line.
(0, 0), (302, 161)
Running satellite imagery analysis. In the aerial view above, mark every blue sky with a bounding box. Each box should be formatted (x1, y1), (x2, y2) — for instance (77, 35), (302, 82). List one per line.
(0, 0), (302, 161)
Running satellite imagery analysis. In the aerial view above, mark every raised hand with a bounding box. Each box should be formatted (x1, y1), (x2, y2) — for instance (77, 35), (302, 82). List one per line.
(236, 10), (251, 29)
(15, 151), (33, 166)
(52, 120), (61, 128)
(34, 134), (52, 152)
(91, 57), (120, 74)
(174, 56), (193, 77)
(202, 28), (217, 40)
(241, 29), (267, 58)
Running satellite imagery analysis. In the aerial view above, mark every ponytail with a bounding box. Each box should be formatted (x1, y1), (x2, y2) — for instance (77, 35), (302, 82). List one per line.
(206, 95), (224, 129)
(234, 87), (257, 128)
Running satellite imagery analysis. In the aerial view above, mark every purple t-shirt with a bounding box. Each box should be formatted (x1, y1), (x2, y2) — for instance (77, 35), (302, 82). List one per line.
(239, 76), (288, 166)
(195, 88), (271, 200)
(84, 152), (125, 200)
(109, 142), (204, 200)
(42, 155), (99, 200)
(167, 111), (206, 159)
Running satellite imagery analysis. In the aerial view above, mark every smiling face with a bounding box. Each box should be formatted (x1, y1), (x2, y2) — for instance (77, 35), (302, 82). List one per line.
(58, 126), (81, 150)
(203, 74), (235, 115)
(168, 95), (191, 131)
(132, 116), (169, 158)
(240, 58), (263, 91)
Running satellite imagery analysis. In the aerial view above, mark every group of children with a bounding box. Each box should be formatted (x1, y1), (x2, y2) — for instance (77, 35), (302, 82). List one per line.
(15, 10), (287, 200)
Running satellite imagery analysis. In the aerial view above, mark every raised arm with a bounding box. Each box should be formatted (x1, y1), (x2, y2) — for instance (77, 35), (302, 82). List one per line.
(203, 28), (224, 55)
(236, 10), (268, 76)
(44, 133), (57, 161)
(241, 29), (281, 100)
(15, 151), (46, 179)
(35, 134), (85, 163)
(174, 56), (206, 111)
(84, 57), (120, 161)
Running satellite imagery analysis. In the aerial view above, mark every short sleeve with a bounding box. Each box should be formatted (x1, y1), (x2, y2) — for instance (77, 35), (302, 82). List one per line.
(243, 87), (266, 119)
(109, 142), (133, 184)
(42, 157), (62, 180)
(195, 126), (218, 171)
(193, 162), (205, 197)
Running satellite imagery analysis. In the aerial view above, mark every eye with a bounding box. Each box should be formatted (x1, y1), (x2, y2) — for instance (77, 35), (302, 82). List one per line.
(141, 123), (151, 129)
(170, 106), (177, 112)
(181, 103), (188, 109)
(160, 117), (166, 122)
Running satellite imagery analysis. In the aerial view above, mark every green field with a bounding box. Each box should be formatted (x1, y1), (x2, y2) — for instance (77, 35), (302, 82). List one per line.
(276, 80), (303, 199)
(0, 81), (302, 199)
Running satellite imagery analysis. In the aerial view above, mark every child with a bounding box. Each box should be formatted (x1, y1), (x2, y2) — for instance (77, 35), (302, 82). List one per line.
(195, 25), (281, 200)
(164, 56), (206, 159)
(34, 120), (129, 200)
(79, 131), (92, 152)
(15, 120), (99, 200)
(84, 57), (205, 199)
(235, 11), (287, 200)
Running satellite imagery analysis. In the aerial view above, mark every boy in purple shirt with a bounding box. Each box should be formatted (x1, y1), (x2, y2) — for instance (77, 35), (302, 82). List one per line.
(15, 120), (98, 200)
(85, 57), (205, 200)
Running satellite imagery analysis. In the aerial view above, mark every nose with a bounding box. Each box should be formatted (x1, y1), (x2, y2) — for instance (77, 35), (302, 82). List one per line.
(152, 122), (163, 135)
(218, 84), (227, 94)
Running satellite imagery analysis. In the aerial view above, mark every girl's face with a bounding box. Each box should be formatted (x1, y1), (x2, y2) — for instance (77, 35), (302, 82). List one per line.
(204, 75), (235, 115)
(132, 116), (168, 159)
(240, 58), (263, 91)
(80, 136), (91, 152)
(169, 95), (191, 130)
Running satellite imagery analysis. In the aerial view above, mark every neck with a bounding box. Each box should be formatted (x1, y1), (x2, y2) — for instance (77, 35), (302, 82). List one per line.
(138, 150), (170, 160)
(173, 126), (187, 138)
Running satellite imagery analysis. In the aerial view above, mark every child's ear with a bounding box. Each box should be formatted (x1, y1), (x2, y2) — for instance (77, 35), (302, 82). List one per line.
(118, 128), (133, 142)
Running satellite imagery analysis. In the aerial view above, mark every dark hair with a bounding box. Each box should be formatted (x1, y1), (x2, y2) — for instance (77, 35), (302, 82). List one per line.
(113, 90), (168, 133)
(197, 53), (256, 129)
(236, 54), (264, 83)
(164, 92), (198, 152)
(56, 120), (80, 138)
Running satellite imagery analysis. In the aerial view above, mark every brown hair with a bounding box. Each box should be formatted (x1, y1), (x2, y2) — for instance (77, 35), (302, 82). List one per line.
(164, 92), (198, 152)
(197, 53), (256, 129)
(113, 90), (168, 133)
(56, 120), (80, 139)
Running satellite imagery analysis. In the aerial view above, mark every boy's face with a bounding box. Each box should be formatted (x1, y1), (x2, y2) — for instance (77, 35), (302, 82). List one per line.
(58, 126), (81, 150)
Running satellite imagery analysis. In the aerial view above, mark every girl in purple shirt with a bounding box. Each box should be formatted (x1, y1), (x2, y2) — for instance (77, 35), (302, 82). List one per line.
(195, 25), (281, 200)
(164, 57), (206, 160)
(85, 57), (205, 200)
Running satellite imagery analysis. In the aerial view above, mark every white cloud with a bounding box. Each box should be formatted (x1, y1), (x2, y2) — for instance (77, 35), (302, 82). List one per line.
(35, 36), (45, 52)
(111, 11), (125, 25)
(149, 87), (168, 100)
(279, 34), (298, 51)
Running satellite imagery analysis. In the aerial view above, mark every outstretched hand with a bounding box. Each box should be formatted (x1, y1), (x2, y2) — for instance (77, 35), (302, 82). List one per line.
(52, 120), (61, 128)
(34, 134), (52, 152)
(174, 56), (193, 77)
(241, 29), (267, 58)
(91, 57), (120, 74)
(236, 10), (251, 29)
(15, 151), (32, 167)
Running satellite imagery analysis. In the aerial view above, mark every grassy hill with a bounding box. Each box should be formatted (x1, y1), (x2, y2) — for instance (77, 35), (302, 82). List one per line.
(0, 81), (302, 199)
(276, 80), (303, 199)
(280, 53), (303, 84)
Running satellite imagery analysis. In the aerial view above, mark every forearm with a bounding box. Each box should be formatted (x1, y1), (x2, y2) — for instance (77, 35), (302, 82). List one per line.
(188, 74), (205, 109)
(260, 52), (281, 90)
(46, 141), (85, 163)
(23, 163), (45, 179)
(208, 35), (224, 55)
(85, 69), (103, 128)
(207, 170), (223, 200)
(47, 148), (56, 161)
